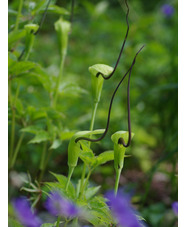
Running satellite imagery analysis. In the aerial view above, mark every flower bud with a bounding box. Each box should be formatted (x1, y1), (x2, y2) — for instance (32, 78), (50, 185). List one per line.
(54, 18), (71, 58)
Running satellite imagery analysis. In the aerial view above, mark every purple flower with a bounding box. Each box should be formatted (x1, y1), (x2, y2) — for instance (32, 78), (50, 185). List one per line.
(172, 201), (178, 216)
(105, 191), (142, 227)
(45, 191), (79, 218)
(12, 197), (42, 227)
(161, 4), (174, 17)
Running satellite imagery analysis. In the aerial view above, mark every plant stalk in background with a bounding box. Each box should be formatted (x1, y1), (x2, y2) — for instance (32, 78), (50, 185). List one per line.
(14, 0), (23, 31)
(53, 18), (71, 107)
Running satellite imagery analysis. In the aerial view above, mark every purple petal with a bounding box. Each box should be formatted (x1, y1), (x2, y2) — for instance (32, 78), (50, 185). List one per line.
(45, 191), (64, 216)
(161, 4), (175, 17)
(172, 201), (178, 216)
(105, 191), (141, 227)
(12, 197), (42, 227)
(45, 191), (79, 218)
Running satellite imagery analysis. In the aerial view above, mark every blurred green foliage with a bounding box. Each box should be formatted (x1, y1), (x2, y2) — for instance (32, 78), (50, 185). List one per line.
(8, 0), (177, 226)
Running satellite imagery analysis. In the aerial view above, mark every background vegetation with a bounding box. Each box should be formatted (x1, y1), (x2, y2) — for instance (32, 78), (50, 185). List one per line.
(8, 0), (178, 226)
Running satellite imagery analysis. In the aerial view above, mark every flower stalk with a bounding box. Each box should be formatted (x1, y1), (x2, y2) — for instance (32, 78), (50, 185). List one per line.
(53, 18), (71, 107)
(14, 0), (23, 31)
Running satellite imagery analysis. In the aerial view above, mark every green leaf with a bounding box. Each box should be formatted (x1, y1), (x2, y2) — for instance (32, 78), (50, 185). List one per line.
(8, 29), (26, 49)
(60, 130), (76, 140)
(25, 106), (47, 121)
(89, 195), (107, 209)
(46, 182), (73, 200)
(39, 5), (69, 15)
(30, 0), (45, 15)
(76, 179), (81, 198)
(28, 130), (50, 144)
(88, 196), (114, 225)
(90, 210), (112, 226)
(73, 129), (105, 140)
(49, 172), (76, 199)
(94, 150), (114, 167)
(8, 52), (17, 68)
(10, 63), (52, 92)
(15, 98), (24, 115)
(85, 212), (101, 226)
(8, 217), (23, 227)
(45, 107), (64, 120)
(79, 141), (92, 152)
(94, 1), (109, 17)
(21, 125), (43, 134)
(41, 224), (53, 227)
(8, 8), (18, 16)
(49, 139), (62, 150)
(41, 223), (61, 227)
(9, 61), (36, 76)
(79, 151), (96, 166)
(26, 65), (52, 92)
(85, 186), (101, 200)
(59, 82), (88, 97)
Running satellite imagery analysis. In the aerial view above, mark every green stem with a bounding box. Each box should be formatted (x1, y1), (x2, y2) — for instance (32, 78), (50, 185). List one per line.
(88, 101), (99, 146)
(89, 102), (99, 132)
(79, 164), (86, 194)
(79, 169), (92, 199)
(10, 107), (16, 161)
(43, 147), (53, 171)
(38, 142), (47, 182)
(24, 45), (32, 61)
(56, 216), (61, 227)
(53, 54), (66, 107)
(24, 33), (36, 61)
(10, 133), (25, 169)
(39, 147), (55, 183)
(10, 20), (34, 160)
(72, 217), (78, 226)
(14, 0), (23, 31)
(9, 83), (20, 162)
(66, 166), (74, 191)
(114, 168), (122, 195)
(79, 101), (98, 196)
(64, 219), (70, 227)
